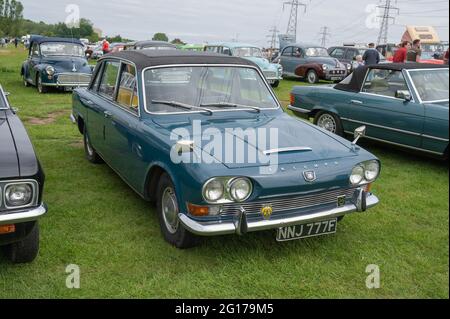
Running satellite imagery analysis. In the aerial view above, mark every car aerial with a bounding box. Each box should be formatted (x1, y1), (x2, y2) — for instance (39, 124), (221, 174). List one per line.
(71, 50), (380, 248)
(21, 36), (93, 93)
(328, 45), (386, 73)
(204, 42), (283, 87)
(288, 63), (449, 159)
(278, 43), (348, 84)
(0, 85), (47, 263)
(132, 40), (177, 51)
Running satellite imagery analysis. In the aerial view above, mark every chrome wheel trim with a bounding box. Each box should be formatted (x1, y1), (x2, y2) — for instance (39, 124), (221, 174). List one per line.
(317, 114), (337, 133)
(307, 71), (317, 83)
(37, 76), (43, 93)
(85, 134), (94, 156)
(161, 187), (179, 234)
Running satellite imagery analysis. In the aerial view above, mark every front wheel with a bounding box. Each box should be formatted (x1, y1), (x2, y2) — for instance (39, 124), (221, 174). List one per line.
(314, 111), (343, 136)
(271, 80), (280, 88)
(4, 222), (40, 263)
(157, 173), (201, 249)
(306, 69), (319, 84)
(36, 74), (48, 94)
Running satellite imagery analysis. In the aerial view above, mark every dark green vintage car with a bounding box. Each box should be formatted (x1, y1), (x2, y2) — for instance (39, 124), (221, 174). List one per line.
(289, 63), (449, 158)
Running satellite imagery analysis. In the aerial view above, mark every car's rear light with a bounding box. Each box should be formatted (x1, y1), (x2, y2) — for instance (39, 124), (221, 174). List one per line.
(0, 224), (15, 234)
(290, 93), (295, 106)
(187, 203), (210, 216)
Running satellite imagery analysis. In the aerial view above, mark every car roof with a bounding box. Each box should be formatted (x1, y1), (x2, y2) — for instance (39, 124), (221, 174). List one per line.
(100, 50), (258, 71)
(335, 63), (449, 92)
(134, 40), (177, 48)
(29, 35), (83, 46)
(206, 42), (261, 49)
(287, 43), (324, 49)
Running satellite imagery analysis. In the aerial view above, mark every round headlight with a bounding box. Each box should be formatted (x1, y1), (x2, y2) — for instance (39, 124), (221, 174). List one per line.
(5, 184), (33, 207)
(364, 161), (380, 181)
(229, 178), (252, 202)
(322, 64), (328, 70)
(350, 165), (364, 185)
(203, 179), (224, 202)
(46, 66), (55, 76)
(346, 64), (351, 70)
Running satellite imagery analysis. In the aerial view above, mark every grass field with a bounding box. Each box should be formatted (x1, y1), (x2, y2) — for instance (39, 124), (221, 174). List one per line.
(0, 47), (448, 298)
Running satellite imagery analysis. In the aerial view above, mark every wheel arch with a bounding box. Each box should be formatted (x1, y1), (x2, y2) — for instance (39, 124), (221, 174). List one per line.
(144, 163), (179, 202)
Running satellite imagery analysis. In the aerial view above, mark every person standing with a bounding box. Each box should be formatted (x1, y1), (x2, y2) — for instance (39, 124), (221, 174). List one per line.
(102, 39), (110, 55)
(393, 41), (410, 63)
(407, 39), (422, 63)
(14, 37), (19, 48)
(362, 43), (380, 65)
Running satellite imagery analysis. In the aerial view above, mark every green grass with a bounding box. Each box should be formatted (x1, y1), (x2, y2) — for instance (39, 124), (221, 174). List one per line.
(0, 47), (448, 298)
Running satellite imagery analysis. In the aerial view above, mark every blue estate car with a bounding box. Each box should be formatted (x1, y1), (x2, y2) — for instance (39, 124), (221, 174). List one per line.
(21, 36), (93, 93)
(71, 50), (380, 248)
(205, 43), (283, 87)
(289, 63), (449, 158)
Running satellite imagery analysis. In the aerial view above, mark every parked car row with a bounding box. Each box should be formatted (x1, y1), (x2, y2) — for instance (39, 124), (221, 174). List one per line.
(2, 35), (448, 263)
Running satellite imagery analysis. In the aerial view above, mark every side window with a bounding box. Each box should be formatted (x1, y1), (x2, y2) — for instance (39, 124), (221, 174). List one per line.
(31, 43), (39, 57)
(331, 48), (345, 59)
(98, 60), (120, 100)
(282, 47), (293, 57)
(293, 47), (303, 58)
(222, 47), (232, 56)
(362, 69), (409, 98)
(205, 46), (219, 53)
(345, 49), (358, 60)
(116, 63), (139, 114)
(90, 62), (104, 92)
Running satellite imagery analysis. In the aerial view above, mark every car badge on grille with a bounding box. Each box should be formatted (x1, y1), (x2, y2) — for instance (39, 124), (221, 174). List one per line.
(303, 170), (316, 182)
(337, 195), (346, 207)
(72, 64), (77, 72)
(260, 205), (273, 220)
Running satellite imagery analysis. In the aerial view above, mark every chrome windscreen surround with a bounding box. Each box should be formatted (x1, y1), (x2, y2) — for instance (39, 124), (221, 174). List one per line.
(220, 188), (357, 217)
(0, 180), (39, 212)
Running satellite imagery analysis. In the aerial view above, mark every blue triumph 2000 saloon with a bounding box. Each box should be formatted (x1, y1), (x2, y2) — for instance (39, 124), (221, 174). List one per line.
(71, 50), (380, 248)
(21, 36), (93, 93)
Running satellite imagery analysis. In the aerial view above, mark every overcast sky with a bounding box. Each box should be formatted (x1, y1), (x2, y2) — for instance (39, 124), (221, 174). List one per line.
(19, 0), (449, 46)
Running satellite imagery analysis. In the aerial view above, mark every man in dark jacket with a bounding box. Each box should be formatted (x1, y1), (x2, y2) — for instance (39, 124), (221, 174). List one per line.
(363, 43), (380, 65)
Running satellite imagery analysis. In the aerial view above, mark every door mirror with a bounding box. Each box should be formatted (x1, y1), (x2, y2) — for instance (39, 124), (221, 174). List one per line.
(352, 126), (366, 145)
(395, 90), (412, 101)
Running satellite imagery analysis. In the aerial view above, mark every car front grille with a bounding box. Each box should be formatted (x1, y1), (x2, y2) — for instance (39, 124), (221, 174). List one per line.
(220, 188), (356, 217)
(263, 71), (277, 78)
(329, 70), (346, 75)
(57, 73), (91, 85)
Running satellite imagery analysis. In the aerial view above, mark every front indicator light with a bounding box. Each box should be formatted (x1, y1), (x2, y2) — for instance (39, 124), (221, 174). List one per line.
(187, 203), (209, 217)
(0, 224), (15, 234)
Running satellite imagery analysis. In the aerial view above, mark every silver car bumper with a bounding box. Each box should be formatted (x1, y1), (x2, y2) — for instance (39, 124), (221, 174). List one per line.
(0, 204), (48, 225)
(179, 189), (378, 236)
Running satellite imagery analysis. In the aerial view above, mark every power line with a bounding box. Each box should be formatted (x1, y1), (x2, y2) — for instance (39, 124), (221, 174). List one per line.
(319, 26), (331, 47)
(377, 0), (400, 45)
(266, 26), (279, 49)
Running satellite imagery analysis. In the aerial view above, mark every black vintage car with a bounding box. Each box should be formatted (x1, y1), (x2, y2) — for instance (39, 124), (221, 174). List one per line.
(0, 85), (47, 263)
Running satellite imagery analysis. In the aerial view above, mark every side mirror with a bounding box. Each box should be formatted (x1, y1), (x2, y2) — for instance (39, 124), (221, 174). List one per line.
(352, 126), (366, 145)
(4, 92), (10, 96)
(395, 90), (412, 101)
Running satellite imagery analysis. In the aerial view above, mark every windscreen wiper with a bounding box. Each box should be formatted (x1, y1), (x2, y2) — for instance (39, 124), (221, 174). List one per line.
(200, 102), (261, 113)
(151, 100), (213, 115)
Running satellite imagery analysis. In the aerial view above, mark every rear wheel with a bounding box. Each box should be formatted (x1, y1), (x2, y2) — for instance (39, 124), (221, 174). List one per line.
(83, 126), (104, 164)
(314, 111), (343, 136)
(306, 69), (319, 84)
(157, 173), (201, 249)
(4, 222), (40, 263)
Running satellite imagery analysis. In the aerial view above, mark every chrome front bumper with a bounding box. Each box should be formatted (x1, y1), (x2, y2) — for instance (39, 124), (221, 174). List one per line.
(0, 204), (48, 225)
(179, 189), (378, 236)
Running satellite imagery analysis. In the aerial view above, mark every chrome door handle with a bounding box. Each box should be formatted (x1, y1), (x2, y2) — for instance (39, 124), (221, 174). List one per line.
(350, 100), (363, 105)
(104, 111), (113, 118)
(81, 98), (94, 106)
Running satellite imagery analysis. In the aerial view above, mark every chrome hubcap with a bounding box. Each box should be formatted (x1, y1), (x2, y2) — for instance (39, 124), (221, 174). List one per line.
(308, 72), (316, 83)
(161, 187), (179, 234)
(318, 114), (336, 133)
